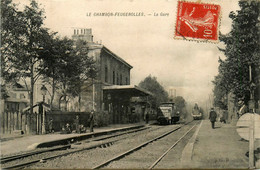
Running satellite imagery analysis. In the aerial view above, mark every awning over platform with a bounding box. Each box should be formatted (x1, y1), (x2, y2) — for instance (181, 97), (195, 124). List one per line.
(103, 85), (153, 97)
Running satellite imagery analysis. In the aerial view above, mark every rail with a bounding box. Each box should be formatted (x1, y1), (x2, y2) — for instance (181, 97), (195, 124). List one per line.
(1, 126), (150, 169)
(149, 123), (198, 169)
(92, 121), (194, 169)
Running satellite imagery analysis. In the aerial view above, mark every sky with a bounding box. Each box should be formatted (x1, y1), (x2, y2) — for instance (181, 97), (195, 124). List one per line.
(15, 0), (240, 106)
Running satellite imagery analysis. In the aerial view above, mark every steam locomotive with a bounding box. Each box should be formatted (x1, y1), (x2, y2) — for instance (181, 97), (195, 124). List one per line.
(191, 103), (203, 120)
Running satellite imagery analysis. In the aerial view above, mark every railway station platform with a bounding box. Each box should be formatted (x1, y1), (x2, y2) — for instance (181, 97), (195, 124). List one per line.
(0, 122), (150, 157)
(181, 120), (256, 169)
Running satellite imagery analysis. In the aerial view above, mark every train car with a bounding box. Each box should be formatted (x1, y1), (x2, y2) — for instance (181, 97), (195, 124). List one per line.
(157, 102), (180, 124)
(191, 103), (202, 120)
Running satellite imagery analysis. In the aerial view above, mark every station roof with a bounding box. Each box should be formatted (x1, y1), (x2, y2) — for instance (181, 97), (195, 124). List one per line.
(102, 46), (133, 69)
(87, 44), (133, 69)
(103, 85), (153, 97)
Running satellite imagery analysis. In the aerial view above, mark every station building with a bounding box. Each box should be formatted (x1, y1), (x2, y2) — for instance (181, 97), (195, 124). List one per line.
(70, 28), (152, 123)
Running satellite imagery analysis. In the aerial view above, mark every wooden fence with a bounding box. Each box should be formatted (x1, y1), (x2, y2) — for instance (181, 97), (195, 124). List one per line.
(0, 110), (92, 135)
(1, 110), (27, 134)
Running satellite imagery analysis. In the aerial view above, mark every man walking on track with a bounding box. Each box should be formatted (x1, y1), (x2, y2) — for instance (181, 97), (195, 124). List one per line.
(209, 108), (217, 129)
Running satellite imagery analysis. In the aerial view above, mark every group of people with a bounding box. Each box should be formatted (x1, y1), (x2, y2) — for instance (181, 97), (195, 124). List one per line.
(50, 110), (95, 134)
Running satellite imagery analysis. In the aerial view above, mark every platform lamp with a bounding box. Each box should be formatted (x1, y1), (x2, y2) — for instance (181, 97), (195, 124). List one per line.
(40, 85), (47, 102)
(40, 85), (47, 134)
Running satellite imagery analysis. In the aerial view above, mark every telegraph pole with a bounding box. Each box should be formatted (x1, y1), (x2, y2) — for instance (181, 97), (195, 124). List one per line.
(248, 63), (256, 113)
(248, 62), (256, 169)
(92, 78), (95, 111)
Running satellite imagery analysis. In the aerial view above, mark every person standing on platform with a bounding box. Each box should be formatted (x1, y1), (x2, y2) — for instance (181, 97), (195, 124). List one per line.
(65, 123), (71, 134)
(220, 110), (228, 124)
(89, 110), (94, 132)
(209, 108), (217, 129)
(74, 115), (80, 133)
(48, 118), (54, 133)
(145, 110), (149, 124)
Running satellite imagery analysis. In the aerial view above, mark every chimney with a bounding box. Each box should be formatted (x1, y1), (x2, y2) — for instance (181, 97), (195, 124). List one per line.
(72, 28), (94, 43)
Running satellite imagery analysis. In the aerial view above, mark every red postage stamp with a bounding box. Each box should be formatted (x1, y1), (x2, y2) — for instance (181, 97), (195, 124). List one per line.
(175, 1), (221, 42)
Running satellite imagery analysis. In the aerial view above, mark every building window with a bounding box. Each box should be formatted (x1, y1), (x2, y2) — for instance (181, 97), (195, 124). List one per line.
(120, 74), (122, 85)
(125, 77), (128, 85)
(113, 71), (115, 84)
(117, 73), (119, 85)
(105, 66), (108, 83)
(11, 103), (15, 110)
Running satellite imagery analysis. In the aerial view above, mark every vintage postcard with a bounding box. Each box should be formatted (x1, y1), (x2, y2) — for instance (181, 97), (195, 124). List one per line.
(1, 0), (259, 169)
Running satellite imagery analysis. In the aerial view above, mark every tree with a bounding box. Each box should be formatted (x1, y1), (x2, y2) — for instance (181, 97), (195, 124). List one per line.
(173, 96), (186, 111)
(1, 0), (53, 133)
(1, 0), (26, 98)
(173, 96), (188, 118)
(138, 75), (169, 108)
(68, 40), (97, 111)
(39, 36), (74, 110)
(47, 37), (80, 111)
(40, 38), (97, 111)
(1, 0), (97, 133)
(212, 74), (229, 109)
(217, 0), (260, 105)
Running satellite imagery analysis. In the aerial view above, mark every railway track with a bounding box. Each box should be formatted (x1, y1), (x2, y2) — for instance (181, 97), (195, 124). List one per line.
(1, 125), (154, 169)
(149, 123), (197, 169)
(0, 145), (71, 164)
(2, 140), (116, 169)
(2, 121), (196, 169)
(93, 120), (198, 169)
